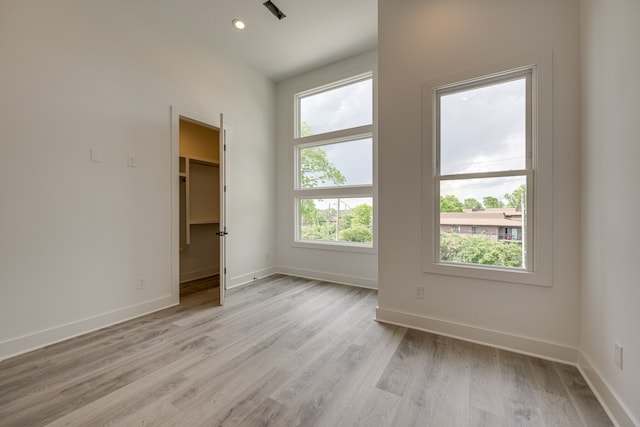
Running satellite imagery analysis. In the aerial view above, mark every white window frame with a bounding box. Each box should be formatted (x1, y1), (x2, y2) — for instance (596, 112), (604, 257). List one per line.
(293, 72), (376, 253)
(422, 54), (553, 286)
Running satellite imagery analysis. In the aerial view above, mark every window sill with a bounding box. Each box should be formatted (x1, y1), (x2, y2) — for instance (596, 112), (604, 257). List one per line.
(292, 240), (377, 255)
(424, 261), (552, 287)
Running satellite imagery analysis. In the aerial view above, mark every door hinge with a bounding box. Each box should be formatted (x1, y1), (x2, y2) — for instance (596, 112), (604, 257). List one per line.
(224, 144), (226, 151)
(224, 185), (227, 192)
(224, 267), (227, 274)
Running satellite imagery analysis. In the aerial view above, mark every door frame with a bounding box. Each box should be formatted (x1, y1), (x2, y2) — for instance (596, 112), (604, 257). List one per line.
(170, 105), (226, 304)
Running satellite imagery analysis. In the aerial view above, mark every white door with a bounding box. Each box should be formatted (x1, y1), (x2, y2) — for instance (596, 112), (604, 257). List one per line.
(217, 113), (227, 305)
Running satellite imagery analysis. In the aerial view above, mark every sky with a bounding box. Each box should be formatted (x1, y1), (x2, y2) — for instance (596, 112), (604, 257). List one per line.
(439, 77), (527, 203)
(301, 138), (372, 186)
(300, 78), (372, 135)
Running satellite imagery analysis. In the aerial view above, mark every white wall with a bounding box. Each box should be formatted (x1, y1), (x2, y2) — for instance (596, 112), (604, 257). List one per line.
(580, 0), (640, 424)
(275, 50), (378, 289)
(377, 0), (582, 361)
(0, 0), (276, 359)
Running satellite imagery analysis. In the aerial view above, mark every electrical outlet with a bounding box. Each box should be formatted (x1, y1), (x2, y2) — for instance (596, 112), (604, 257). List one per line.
(614, 342), (623, 370)
(127, 155), (137, 168)
(137, 278), (146, 290)
(415, 286), (425, 300)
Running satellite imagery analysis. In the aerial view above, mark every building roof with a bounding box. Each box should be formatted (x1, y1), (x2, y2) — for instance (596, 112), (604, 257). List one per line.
(440, 208), (523, 227)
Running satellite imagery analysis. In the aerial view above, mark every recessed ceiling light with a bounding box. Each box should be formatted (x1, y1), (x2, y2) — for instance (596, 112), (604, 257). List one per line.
(232, 19), (246, 30)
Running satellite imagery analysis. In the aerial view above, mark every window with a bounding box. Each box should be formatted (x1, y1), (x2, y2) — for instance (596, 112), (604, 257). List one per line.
(423, 57), (553, 286)
(294, 73), (374, 249)
(436, 68), (532, 270)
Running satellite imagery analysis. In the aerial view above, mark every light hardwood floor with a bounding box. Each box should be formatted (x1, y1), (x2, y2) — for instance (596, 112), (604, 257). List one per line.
(0, 275), (613, 426)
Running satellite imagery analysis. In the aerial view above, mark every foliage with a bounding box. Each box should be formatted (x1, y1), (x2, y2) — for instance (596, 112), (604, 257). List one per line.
(439, 186), (524, 211)
(299, 122), (344, 189)
(483, 196), (504, 209)
(300, 199), (320, 226)
(340, 223), (372, 243)
(440, 195), (464, 212)
(440, 232), (523, 268)
(342, 204), (373, 228)
(504, 184), (526, 209)
(339, 204), (373, 243)
(300, 147), (346, 188)
(463, 198), (483, 210)
(300, 121), (313, 137)
(300, 201), (373, 244)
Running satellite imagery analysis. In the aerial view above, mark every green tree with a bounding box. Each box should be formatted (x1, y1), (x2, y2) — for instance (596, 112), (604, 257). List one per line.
(300, 147), (345, 188)
(340, 203), (373, 243)
(440, 195), (464, 212)
(340, 223), (372, 243)
(463, 198), (483, 210)
(351, 204), (372, 227)
(300, 121), (313, 137)
(483, 196), (504, 208)
(300, 199), (319, 227)
(505, 184), (526, 209)
(440, 232), (523, 268)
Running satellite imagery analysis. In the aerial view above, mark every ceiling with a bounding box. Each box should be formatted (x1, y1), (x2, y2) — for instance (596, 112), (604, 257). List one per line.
(142, 0), (378, 82)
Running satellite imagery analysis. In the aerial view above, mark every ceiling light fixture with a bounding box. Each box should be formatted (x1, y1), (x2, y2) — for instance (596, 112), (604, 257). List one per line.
(263, 0), (286, 20)
(232, 19), (246, 30)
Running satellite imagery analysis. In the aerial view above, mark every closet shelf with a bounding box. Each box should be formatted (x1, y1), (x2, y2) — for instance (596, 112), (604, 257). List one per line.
(189, 156), (219, 166)
(190, 218), (220, 225)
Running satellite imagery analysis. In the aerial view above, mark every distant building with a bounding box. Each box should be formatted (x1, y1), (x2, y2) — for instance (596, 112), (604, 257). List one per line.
(440, 208), (523, 242)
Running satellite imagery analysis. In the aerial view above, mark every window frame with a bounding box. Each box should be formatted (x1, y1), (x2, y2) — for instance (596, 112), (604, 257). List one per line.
(422, 55), (553, 286)
(436, 68), (533, 271)
(292, 72), (376, 253)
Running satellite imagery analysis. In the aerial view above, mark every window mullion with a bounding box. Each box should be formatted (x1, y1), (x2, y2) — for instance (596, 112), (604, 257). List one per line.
(439, 169), (530, 181)
(294, 126), (373, 146)
(295, 186), (373, 199)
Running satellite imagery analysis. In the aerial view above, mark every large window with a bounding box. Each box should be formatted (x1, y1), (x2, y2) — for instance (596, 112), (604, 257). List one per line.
(436, 68), (532, 270)
(294, 73), (374, 248)
(423, 58), (553, 287)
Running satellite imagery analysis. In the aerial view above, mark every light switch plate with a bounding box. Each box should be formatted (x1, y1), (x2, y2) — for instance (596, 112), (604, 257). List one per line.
(614, 342), (623, 370)
(90, 148), (103, 163)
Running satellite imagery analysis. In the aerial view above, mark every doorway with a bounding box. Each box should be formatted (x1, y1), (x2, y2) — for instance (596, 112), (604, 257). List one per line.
(172, 107), (226, 305)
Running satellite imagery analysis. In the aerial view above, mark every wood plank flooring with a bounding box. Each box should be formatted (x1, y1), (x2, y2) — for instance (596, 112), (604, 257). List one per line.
(0, 275), (613, 426)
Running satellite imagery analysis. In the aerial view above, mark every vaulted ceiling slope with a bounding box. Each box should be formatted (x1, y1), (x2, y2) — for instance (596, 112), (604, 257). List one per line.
(141, 0), (378, 82)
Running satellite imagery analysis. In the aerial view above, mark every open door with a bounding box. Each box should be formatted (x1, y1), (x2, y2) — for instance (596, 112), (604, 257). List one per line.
(217, 113), (227, 305)
(173, 106), (227, 306)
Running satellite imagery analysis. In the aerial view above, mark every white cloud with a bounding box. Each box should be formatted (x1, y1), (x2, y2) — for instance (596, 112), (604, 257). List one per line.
(300, 79), (372, 135)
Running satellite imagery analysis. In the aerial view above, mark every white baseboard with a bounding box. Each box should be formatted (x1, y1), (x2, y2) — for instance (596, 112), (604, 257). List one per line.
(578, 353), (639, 427)
(228, 266), (278, 289)
(276, 266), (378, 290)
(180, 267), (219, 283)
(0, 295), (176, 362)
(375, 307), (579, 364)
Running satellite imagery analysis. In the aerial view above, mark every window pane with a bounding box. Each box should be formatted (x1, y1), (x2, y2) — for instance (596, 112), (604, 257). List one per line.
(439, 176), (526, 268)
(299, 78), (372, 137)
(299, 138), (372, 188)
(440, 78), (526, 175)
(299, 197), (373, 245)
